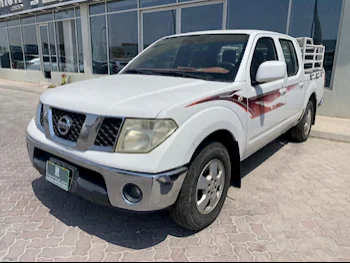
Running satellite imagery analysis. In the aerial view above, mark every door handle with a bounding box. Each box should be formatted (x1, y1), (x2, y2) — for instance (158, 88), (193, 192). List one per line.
(299, 83), (304, 88)
(279, 88), (287, 96)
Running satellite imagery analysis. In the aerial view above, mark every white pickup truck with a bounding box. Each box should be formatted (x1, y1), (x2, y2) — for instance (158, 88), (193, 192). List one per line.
(26, 30), (325, 231)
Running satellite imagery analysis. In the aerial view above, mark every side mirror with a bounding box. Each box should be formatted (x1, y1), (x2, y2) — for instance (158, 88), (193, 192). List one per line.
(256, 61), (286, 83)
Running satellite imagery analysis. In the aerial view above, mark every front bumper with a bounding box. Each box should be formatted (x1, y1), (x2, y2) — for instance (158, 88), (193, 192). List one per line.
(26, 134), (187, 212)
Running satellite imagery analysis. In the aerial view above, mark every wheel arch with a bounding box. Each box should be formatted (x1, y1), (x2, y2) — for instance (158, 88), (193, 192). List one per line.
(190, 129), (241, 188)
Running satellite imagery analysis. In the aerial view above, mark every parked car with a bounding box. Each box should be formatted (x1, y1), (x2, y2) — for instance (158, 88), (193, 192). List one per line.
(26, 55), (84, 73)
(26, 30), (325, 231)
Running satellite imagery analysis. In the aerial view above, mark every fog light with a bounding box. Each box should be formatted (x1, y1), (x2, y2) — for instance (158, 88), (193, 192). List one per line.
(123, 184), (143, 204)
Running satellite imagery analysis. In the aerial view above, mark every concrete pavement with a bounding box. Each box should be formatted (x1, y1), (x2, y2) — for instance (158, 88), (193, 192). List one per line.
(1, 87), (350, 262)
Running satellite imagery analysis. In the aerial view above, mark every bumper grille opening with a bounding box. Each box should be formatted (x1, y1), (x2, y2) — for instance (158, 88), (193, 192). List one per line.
(34, 148), (107, 191)
(52, 108), (86, 143)
(94, 118), (123, 148)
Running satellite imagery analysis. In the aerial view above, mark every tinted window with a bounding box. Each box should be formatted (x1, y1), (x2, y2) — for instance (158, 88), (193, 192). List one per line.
(76, 19), (84, 73)
(181, 4), (223, 33)
(90, 15), (108, 74)
(107, 0), (137, 12)
(143, 10), (176, 49)
(227, 0), (289, 33)
(125, 34), (249, 83)
(289, 0), (342, 87)
(54, 9), (75, 20)
(0, 28), (10, 69)
(55, 20), (78, 73)
(140, 0), (176, 8)
(21, 16), (36, 25)
(250, 37), (278, 84)
(36, 13), (53, 23)
(22, 25), (39, 71)
(8, 27), (25, 69)
(280, 39), (299, 77)
(90, 3), (105, 15)
(108, 11), (138, 74)
(7, 19), (20, 27)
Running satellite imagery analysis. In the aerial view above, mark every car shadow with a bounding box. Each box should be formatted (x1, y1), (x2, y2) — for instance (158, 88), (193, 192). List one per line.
(32, 137), (288, 249)
(240, 136), (289, 179)
(32, 177), (194, 249)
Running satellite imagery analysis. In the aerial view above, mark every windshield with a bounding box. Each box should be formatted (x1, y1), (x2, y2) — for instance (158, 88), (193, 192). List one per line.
(123, 34), (249, 82)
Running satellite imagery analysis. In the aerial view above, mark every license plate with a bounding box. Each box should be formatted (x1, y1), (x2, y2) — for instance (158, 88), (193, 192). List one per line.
(46, 161), (72, 191)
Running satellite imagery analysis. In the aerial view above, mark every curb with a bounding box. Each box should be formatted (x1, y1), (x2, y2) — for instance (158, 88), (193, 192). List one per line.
(310, 130), (350, 143)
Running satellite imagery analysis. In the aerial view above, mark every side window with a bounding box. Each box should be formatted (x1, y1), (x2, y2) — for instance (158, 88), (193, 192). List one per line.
(250, 37), (278, 84)
(279, 39), (299, 77)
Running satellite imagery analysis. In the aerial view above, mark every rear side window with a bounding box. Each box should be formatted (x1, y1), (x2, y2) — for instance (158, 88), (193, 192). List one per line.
(250, 37), (278, 84)
(279, 39), (299, 77)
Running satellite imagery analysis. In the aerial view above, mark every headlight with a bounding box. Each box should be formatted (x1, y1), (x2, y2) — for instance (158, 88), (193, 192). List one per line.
(116, 119), (178, 153)
(34, 102), (42, 126)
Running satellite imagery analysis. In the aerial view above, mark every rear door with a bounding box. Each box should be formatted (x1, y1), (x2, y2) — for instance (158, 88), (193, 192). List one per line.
(279, 38), (305, 124)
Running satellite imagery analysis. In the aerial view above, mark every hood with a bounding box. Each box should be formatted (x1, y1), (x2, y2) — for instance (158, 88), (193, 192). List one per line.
(40, 74), (230, 118)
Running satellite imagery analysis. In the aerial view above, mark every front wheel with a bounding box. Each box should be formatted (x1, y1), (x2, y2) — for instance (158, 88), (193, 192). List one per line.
(169, 142), (231, 231)
(288, 100), (314, 142)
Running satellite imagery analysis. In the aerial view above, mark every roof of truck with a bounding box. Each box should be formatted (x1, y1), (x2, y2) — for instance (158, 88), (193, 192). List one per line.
(165, 30), (292, 39)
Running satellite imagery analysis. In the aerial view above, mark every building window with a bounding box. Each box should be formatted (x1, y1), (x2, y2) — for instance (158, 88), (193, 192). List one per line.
(143, 10), (176, 49)
(181, 3), (223, 33)
(76, 19), (84, 73)
(90, 2), (139, 75)
(7, 19), (20, 27)
(90, 3), (106, 15)
(54, 9), (75, 20)
(36, 12), (54, 23)
(8, 27), (25, 69)
(107, 0), (137, 12)
(140, 0), (176, 8)
(108, 11), (138, 74)
(289, 0), (343, 87)
(90, 15), (108, 74)
(0, 28), (10, 69)
(55, 20), (79, 73)
(21, 16), (36, 25)
(22, 25), (40, 71)
(227, 0), (289, 33)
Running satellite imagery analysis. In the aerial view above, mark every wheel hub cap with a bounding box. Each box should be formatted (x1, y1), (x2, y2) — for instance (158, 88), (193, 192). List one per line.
(304, 108), (312, 135)
(196, 159), (225, 215)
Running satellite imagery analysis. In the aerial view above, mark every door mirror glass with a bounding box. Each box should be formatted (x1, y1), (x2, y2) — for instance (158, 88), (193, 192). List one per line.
(256, 61), (286, 83)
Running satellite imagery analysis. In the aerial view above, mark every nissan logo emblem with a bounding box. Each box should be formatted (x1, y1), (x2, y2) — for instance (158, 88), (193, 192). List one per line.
(57, 116), (73, 136)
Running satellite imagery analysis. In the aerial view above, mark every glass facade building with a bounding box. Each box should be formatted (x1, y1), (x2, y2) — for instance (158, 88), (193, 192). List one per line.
(0, 0), (349, 117)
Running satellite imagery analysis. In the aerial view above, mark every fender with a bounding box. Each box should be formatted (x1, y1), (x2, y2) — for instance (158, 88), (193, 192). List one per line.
(303, 81), (318, 110)
(179, 106), (246, 161)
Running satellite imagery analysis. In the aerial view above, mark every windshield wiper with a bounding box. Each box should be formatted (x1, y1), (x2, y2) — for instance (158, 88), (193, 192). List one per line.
(124, 69), (159, 75)
(155, 70), (206, 80)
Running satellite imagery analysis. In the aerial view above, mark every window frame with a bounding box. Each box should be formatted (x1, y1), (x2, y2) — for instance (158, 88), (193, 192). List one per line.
(279, 38), (300, 77)
(249, 36), (279, 85)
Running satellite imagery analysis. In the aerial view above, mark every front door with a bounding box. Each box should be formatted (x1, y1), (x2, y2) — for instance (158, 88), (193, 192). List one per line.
(245, 36), (289, 157)
(38, 25), (52, 81)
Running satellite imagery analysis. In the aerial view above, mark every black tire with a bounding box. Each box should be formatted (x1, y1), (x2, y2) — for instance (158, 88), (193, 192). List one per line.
(169, 142), (231, 232)
(288, 100), (315, 142)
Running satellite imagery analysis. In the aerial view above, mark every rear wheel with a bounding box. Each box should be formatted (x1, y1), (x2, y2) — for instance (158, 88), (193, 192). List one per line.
(288, 100), (314, 142)
(169, 142), (231, 231)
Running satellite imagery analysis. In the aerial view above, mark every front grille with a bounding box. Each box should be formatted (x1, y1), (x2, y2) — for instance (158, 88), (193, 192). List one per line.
(94, 118), (123, 148)
(52, 108), (86, 142)
(40, 105), (44, 127)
